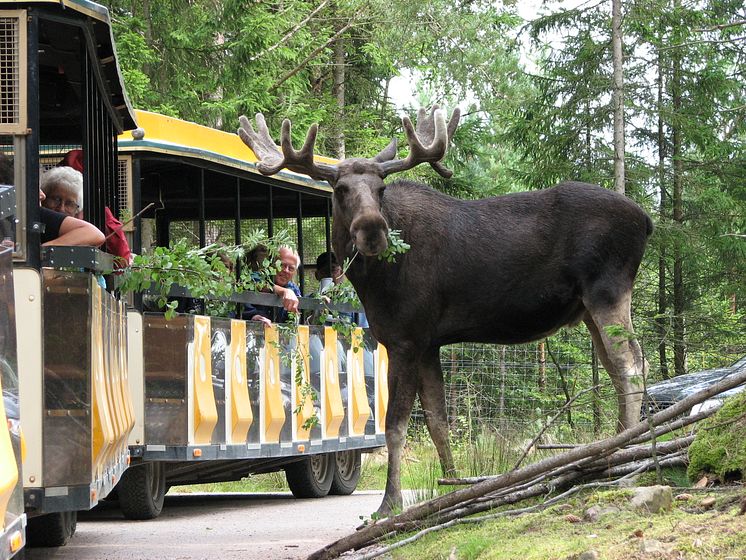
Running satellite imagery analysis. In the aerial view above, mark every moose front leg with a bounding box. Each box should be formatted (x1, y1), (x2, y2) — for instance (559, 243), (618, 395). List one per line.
(418, 349), (456, 478)
(378, 352), (418, 517)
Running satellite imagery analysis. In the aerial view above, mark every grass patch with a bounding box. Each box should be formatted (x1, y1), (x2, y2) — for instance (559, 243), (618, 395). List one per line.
(169, 471), (289, 494)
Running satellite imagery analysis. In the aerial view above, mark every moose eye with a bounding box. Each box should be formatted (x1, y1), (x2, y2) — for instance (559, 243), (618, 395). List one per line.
(335, 184), (349, 198)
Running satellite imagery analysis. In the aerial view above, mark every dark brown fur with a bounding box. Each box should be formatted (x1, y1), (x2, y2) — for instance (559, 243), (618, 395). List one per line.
(333, 179), (653, 515)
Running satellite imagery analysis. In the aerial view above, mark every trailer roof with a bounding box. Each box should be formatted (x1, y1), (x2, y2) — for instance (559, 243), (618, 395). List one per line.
(118, 111), (334, 195)
(1, 0), (137, 132)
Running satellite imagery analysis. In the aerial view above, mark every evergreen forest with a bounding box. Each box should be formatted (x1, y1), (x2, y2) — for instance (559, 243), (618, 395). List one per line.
(103, 0), (745, 422)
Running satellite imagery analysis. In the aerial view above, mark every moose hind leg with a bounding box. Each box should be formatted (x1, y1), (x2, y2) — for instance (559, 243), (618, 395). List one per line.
(418, 350), (456, 478)
(378, 350), (418, 517)
(583, 294), (647, 431)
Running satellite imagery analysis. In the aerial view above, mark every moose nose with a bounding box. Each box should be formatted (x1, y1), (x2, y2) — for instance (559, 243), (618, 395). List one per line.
(350, 215), (389, 256)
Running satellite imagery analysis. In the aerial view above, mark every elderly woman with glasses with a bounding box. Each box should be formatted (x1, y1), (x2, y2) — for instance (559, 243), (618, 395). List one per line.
(41, 166), (83, 218)
(39, 166), (104, 248)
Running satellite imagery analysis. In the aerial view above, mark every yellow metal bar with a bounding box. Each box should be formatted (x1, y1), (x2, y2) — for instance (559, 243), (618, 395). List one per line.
(347, 329), (370, 436)
(294, 326), (314, 441)
(91, 281), (115, 477)
(119, 301), (136, 434)
(102, 294), (125, 460)
(192, 316), (218, 444)
(229, 320), (252, 443)
(323, 327), (344, 438)
(0, 374), (18, 530)
(262, 326), (285, 443)
(376, 344), (389, 434)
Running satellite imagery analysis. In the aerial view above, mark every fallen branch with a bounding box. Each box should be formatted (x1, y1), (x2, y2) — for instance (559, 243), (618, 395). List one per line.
(439, 435), (695, 487)
(600, 450), (687, 478)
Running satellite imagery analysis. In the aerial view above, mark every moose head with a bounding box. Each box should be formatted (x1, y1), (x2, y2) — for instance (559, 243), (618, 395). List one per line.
(237, 107), (460, 256)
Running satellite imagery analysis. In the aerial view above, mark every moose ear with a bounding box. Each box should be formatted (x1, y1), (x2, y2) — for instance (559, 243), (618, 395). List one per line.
(373, 138), (398, 162)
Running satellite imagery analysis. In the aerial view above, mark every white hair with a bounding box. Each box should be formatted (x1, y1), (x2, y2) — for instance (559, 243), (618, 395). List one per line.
(40, 166), (83, 211)
(278, 245), (300, 267)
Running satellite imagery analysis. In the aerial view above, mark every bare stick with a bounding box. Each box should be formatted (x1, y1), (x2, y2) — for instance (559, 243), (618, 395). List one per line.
(104, 202), (155, 241)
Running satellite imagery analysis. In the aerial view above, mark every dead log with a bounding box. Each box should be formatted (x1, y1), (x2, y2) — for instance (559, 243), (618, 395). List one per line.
(599, 451), (687, 478)
(438, 435), (695, 487)
(307, 366), (746, 560)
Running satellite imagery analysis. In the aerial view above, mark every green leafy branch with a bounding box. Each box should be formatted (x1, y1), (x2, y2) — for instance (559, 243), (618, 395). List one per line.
(312, 256), (365, 351)
(275, 319), (320, 431)
(119, 229), (293, 318)
(377, 229), (410, 263)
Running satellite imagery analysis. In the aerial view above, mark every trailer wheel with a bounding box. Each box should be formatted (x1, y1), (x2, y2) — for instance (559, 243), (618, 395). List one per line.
(330, 449), (362, 495)
(285, 453), (334, 498)
(118, 461), (166, 520)
(26, 510), (77, 547)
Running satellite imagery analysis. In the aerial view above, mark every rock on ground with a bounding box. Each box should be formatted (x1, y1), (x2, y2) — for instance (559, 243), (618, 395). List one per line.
(630, 485), (673, 514)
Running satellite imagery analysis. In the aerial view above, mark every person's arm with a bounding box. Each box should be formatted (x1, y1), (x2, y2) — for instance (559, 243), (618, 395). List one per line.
(42, 216), (105, 247)
(251, 314), (272, 326)
(273, 284), (299, 313)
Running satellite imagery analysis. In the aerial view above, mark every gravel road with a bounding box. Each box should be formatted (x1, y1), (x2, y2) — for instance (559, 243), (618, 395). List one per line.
(25, 490), (387, 560)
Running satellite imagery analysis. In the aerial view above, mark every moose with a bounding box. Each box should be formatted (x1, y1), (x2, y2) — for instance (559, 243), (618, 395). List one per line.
(238, 107), (653, 516)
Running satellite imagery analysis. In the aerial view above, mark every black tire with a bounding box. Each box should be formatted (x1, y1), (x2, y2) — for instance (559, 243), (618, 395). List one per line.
(118, 461), (166, 520)
(330, 449), (362, 495)
(285, 453), (334, 498)
(26, 511), (77, 547)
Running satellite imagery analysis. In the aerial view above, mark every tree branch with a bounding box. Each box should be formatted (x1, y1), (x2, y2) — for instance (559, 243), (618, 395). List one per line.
(249, 0), (330, 63)
(693, 20), (746, 32)
(512, 384), (600, 470)
(659, 35), (746, 51)
(269, 10), (363, 92)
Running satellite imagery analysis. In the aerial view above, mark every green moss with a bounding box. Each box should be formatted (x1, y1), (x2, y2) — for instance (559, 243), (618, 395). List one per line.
(687, 391), (746, 482)
(637, 465), (690, 487)
(585, 489), (633, 506)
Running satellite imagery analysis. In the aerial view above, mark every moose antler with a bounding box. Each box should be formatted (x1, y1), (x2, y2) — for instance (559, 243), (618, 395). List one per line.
(238, 113), (338, 183)
(377, 106), (461, 179)
(238, 106), (460, 183)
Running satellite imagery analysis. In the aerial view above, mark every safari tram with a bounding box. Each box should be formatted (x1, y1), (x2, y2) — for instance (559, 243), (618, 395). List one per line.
(0, 0), (388, 553)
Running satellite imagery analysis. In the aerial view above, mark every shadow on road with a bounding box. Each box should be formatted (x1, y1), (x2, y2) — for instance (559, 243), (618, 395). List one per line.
(80, 492), (300, 522)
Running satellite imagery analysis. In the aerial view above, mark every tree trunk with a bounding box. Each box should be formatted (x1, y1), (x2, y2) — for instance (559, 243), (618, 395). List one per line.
(656, 34), (670, 379)
(332, 32), (346, 159)
(592, 341), (601, 436)
(141, 0), (155, 82)
(537, 341), (546, 391)
(671, 0), (686, 376)
(498, 346), (506, 418)
(611, 0), (626, 194)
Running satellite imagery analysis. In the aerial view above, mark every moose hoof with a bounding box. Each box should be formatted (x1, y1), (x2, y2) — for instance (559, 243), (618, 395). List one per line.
(375, 498), (401, 519)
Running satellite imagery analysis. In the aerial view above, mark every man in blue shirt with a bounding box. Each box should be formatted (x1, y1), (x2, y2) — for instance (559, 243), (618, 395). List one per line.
(244, 246), (301, 325)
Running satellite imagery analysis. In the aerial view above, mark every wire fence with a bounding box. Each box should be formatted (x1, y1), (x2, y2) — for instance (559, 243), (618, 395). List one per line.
(409, 328), (746, 440)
